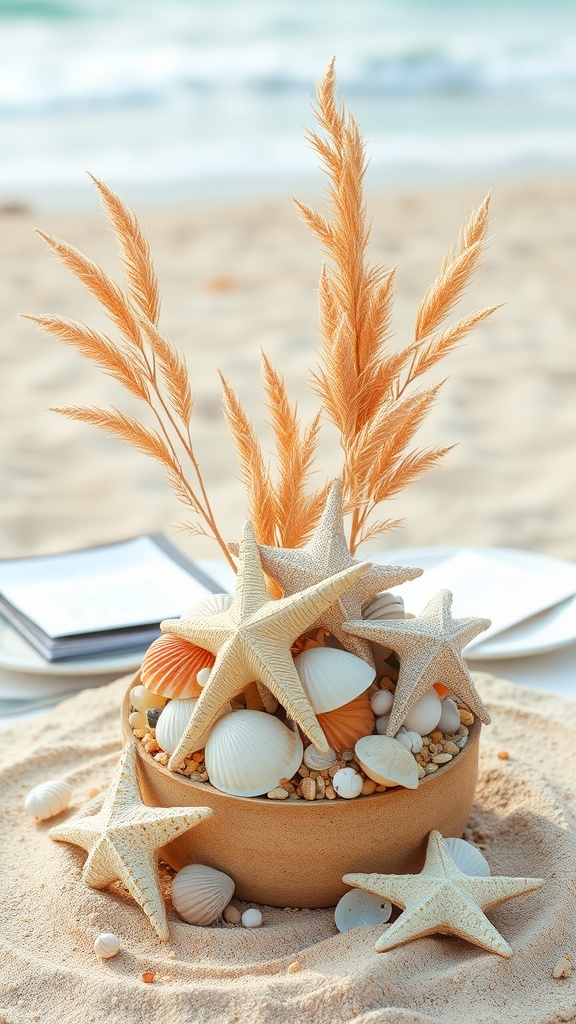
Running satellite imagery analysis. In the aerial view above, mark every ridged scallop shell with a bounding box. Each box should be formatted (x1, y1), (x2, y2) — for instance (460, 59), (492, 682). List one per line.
(172, 864), (235, 926)
(444, 838), (491, 877)
(204, 710), (303, 797)
(294, 647), (375, 714)
(141, 633), (214, 700)
(355, 735), (419, 789)
(335, 889), (392, 932)
(24, 780), (72, 821)
(93, 933), (121, 959)
(183, 593), (233, 618)
(317, 692), (375, 753)
(156, 698), (229, 755)
(362, 591), (405, 620)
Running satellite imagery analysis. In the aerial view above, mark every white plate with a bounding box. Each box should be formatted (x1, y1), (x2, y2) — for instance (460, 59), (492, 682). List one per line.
(0, 614), (147, 676)
(372, 546), (576, 660)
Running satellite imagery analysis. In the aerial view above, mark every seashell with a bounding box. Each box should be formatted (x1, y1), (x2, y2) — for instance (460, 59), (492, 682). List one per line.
(355, 735), (419, 789)
(242, 908), (262, 928)
(332, 767), (363, 799)
(437, 697), (461, 735)
(183, 593), (233, 619)
(24, 780), (72, 821)
(93, 933), (121, 959)
(370, 689), (393, 717)
(303, 744), (337, 771)
(362, 591), (405, 621)
(156, 698), (230, 756)
(395, 728), (413, 752)
(141, 633), (214, 700)
(204, 710), (303, 797)
(405, 729), (423, 753)
(129, 684), (167, 714)
(375, 714), (390, 735)
(172, 863), (235, 926)
(196, 667), (211, 688)
(294, 647), (375, 714)
(317, 692), (375, 753)
(402, 689), (442, 736)
(335, 889), (392, 933)
(444, 837), (491, 877)
(128, 710), (147, 732)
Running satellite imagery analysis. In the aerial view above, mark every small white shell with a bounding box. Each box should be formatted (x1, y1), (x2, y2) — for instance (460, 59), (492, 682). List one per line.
(437, 697), (461, 735)
(370, 690), (393, 717)
(130, 684), (167, 714)
(332, 767), (363, 799)
(294, 647), (375, 714)
(93, 933), (121, 959)
(183, 593), (233, 618)
(196, 667), (211, 688)
(375, 714), (390, 735)
(303, 744), (337, 771)
(362, 591), (405, 620)
(395, 728), (423, 754)
(402, 689), (442, 736)
(24, 780), (72, 821)
(242, 908), (262, 928)
(445, 838), (491, 877)
(355, 735), (419, 789)
(335, 889), (392, 932)
(156, 697), (229, 755)
(204, 710), (303, 797)
(172, 864), (235, 926)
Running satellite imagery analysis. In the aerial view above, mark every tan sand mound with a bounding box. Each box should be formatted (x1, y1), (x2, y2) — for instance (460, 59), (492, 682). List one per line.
(1, 673), (575, 1024)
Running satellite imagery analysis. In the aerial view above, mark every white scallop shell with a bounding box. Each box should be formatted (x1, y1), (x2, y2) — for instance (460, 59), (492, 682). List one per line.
(172, 864), (235, 926)
(402, 689), (442, 736)
(370, 690), (393, 717)
(93, 933), (121, 959)
(183, 593), (233, 619)
(24, 780), (72, 821)
(362, 592), (405, 620)
(204, 710), (303, 797)
(332, 767), (363, 799)
(437, 697), (461, 735)
(303, 744), (337, 771)
(335, 889), (392, 932)
(156, 698), (230, 755)
(444, 837), (491, 877)
(355, 735), (419, 789)
(294, 647), (375, 714)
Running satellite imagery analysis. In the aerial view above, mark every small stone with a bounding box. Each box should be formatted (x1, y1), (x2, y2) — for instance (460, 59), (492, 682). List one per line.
(417, 764), (425, 779)
(459, 709), (474, 727)
(444, 741), (460, 756)
(430, 730), (443, 744)
(301, 777), (316, 801)
(315, 777), (326, 799)
(298, 765), (310, 778)
(432, 752), (453, 764)
(287, 961), (301, 973)
(424, 762), (439, 774)
(328, 765), (340, 778)
(268, 787), (289, 800)
(242, 908), (262, 929)
(457, 724), (469, 736)
(154, 752), (169, 765)
(497, 750), (509, 760)
(342, 750), (354, 761)
(552, 956), (572, 979)
(362, 778), (377, 796)
(142, 971), (155, 984)
(375, 783), (387, 792)
(146, 707), (162, 729)
(167, 951), (177, 959)
(223, 904), (242, 925)
(325, 784), (337, 800)
(455, 735), (468, 750)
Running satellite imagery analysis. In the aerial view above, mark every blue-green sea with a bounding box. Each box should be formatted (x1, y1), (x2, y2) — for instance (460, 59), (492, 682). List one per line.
(0, 0), (575, 205)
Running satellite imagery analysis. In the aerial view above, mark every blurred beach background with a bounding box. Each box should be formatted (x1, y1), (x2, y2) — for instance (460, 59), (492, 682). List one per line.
(1, 0), (576, 564)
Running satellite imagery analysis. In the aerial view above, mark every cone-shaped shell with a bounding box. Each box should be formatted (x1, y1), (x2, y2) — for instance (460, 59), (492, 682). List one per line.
(444, 838), (491, 877)
(156, 698), (229, 756)
(317, 692), (375, 753)
(24, 780), (72, 821)
(171, 863), (235, 926)
(204, 710), (303, 797)
(141, 633), (215, 700)
(294, 647), (375, 715)
(355, 735), (419, 789)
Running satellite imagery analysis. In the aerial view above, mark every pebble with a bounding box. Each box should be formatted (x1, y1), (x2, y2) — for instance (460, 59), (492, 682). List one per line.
(223, 904), (242, 925)
(370, 690), (393, 716)
(242, 908), (263, 929)
(424, 763), (439, 774)
(417, 765), (425, 780)
(430, 730), (443, 744)
(457, 724), (469, 736)
(432, 752), (453, 765)
(315, 777), (326, 799)
(552, 956), (573, 979)
(141, 971), (155, 984)
(444, 741), (460, 756)
(361, 778), (377, 796)
(325, 784), (337, 800)
(455, 735), (468, 750)
(287, 961), (301, 974)
(342, 750), (354, 761)
(267, 787), (289, 800)
(459, 709), (474, 727)
(146, 707), (163, 729)
(497, 750), (510, 760)
(301, 777), (316, 801)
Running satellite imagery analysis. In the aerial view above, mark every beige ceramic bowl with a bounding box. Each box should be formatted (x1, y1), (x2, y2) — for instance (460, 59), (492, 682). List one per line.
(122, 684), (480, 908)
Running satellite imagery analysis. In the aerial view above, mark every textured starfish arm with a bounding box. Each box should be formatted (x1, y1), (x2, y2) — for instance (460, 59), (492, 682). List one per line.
(112, 843), (170, 941)
(81, 837), (123, 889)
(160, 616), (230, 655)
(49, 819), (100, 852)
(463, 874), (544, 909)
(437, 894), (514, 957)
(373, 897), (451, 953)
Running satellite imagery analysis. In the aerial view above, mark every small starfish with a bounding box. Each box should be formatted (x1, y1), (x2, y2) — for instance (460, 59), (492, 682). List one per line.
(344, 589), (491, 735)
(344, 830), (544, 957)
(162, 519), (369, 768)
(50, 743), (211, 940)
(231, 479), (421, 665)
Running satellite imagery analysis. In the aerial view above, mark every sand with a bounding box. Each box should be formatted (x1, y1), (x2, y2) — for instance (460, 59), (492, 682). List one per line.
(1, 179), (576, 565)
(0, 672), (574, 1024)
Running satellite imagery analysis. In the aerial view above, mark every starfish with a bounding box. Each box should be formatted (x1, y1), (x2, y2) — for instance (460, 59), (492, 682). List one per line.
(343, 830), (544, 957)
(343, 589), (491, 736)
(162, 519), (369, 768)
(231, 480), (421, 665)
(50, 742), (211, 940)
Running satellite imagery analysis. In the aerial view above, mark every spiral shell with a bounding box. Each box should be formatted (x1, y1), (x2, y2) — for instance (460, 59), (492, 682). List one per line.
(24, 780), (72, 821)
(172, 864), (235, 926)
(317, 692), (375, 753)
(141, 633), (214, 700)
(204, 710), (303, 797)
(94, 933), (121, 959)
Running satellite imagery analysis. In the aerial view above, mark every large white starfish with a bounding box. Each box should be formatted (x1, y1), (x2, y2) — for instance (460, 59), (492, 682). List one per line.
(344, 589), (491, 735)
(344, 830), (544, 957)
(50, 742), (211, 939)
(231, 480), (421, 665)
(162, 519), (369, 768)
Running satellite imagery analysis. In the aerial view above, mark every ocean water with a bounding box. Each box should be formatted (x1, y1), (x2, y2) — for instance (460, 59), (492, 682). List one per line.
(0, 0), (575, 205)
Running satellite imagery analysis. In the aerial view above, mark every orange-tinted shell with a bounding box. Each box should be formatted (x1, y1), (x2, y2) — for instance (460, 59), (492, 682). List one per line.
(433, 683), (450, 698)
(317, 692), (375, 753)
(141, 633), (215, 699)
